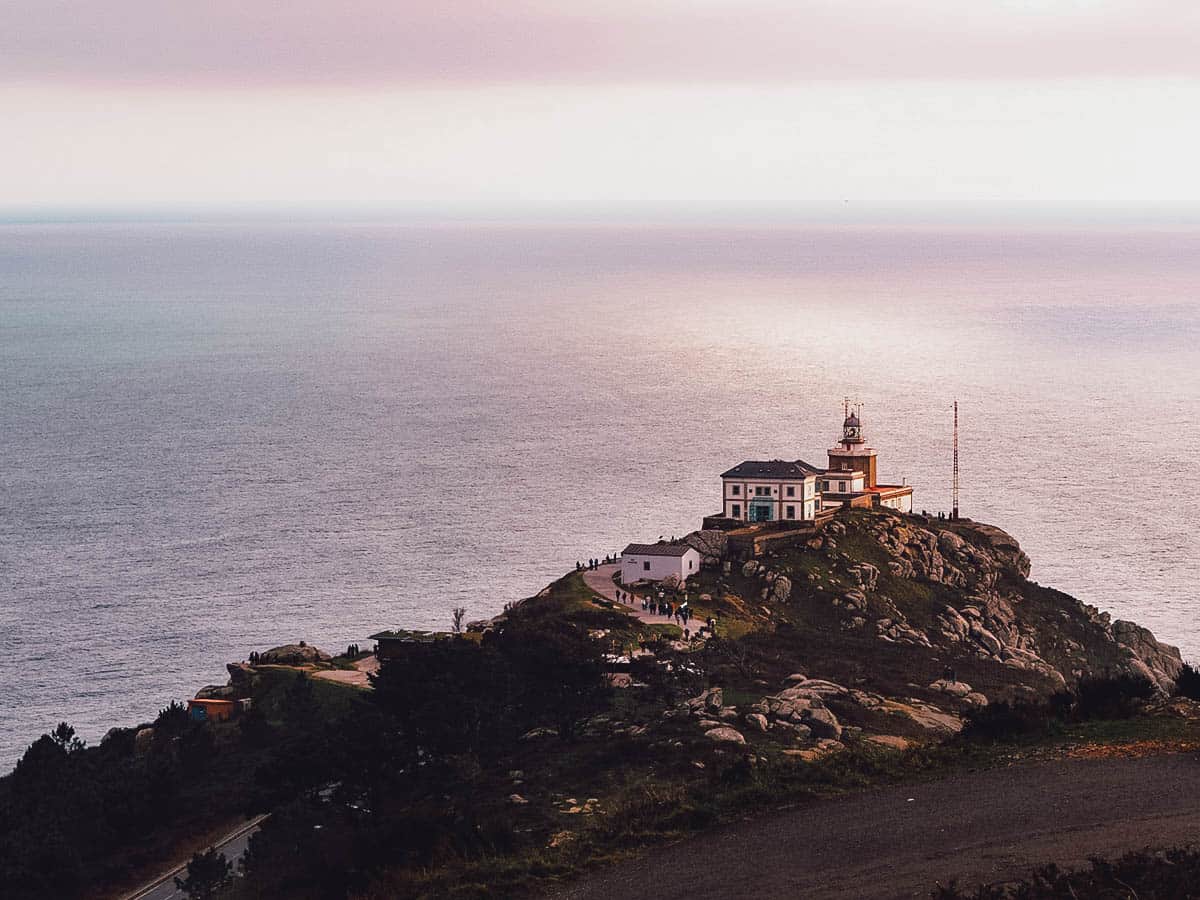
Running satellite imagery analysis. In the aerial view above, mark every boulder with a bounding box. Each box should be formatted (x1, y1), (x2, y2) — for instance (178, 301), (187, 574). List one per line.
(772, 721), (813, 741)
(195, 683), (237, 700)
(227, 662), (258, 690)
(685, 530), (728, 566)
(928, 679), (973, 698)
(784, 739), (845, 762)
(779, 679), (850, 699)
(802, 707), (842, 741)
(877, 699), (963, 736)
(742, 561), (760, 577)
(704, 687), (724, 712)
(101, 727), (126, 745)
(134, 727), (155, 754)
(259, 643), (332, 666)
(746, 713), (769, 733)
(686, 686), (724, 714)
(769, 576), (793, 603)
(705, 726), (746, 745)
(508, 794), (529, 805)
(847, 563), (879, 592)
(865, 734), (912, 750)
(969, 623), (1004, 657)
(1112, 619), (1183, 692)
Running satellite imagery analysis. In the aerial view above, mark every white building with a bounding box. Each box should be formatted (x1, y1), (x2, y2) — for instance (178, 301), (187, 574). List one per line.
(620, 542), (702, 585)
(719, 460), (820, 523)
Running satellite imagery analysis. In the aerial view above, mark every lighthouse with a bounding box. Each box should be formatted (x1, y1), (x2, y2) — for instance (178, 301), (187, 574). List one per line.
(827, 404), (878, 488)
(818, 403), (913, 512)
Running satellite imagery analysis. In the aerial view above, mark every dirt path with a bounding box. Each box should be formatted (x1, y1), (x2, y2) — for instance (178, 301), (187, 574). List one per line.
(581, 563), (697, 632)
(311, 654), (379, 688)
(555, 753), (1200, 899)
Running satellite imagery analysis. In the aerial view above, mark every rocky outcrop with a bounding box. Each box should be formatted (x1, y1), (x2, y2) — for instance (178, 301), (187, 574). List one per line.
(705, 726), (746, 745)
(804, 512), (1182, 696)
(686, 530), (728, 567)
(259, 643), (332, 666)
(1112, 620), (1183, 692)
(750, 678), (846, 745)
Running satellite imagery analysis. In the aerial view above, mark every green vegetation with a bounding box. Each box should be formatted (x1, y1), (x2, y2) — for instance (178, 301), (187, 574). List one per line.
(960, 674), (1160, 743)
(176, 848), (233, 899)
(0, 714), (251, 899)
(1174, 661), (1200, 700)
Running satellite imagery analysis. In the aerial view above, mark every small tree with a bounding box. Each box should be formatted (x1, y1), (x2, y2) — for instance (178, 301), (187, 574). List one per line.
(1176, 662), (1200, 700)
(155, 700), (190, 734)
(175, 848), (231, 899)
(49, 722), (85, 754)
(451, 607), (467, 634)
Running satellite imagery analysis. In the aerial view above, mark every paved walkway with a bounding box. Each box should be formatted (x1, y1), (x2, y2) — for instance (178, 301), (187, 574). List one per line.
(581, 564), (697, 633)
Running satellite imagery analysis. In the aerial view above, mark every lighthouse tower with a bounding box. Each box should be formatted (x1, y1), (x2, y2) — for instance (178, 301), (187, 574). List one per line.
(827, 403), (878, 488)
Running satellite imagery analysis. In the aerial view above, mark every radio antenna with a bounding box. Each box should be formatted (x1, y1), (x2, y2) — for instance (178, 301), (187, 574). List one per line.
(952, 400), (960, 521)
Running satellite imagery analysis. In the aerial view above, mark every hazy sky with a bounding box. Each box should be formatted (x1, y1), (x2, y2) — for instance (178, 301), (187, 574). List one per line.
(3, 0), (1199, 219)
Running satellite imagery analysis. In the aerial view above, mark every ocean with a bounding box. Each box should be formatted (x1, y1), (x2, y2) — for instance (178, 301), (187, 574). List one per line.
(2, 222), (1199, 769)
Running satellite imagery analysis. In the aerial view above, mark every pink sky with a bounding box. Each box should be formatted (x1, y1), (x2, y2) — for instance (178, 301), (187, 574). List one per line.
(3, 1), (1200, 216)
(7, 0), (1200, 86)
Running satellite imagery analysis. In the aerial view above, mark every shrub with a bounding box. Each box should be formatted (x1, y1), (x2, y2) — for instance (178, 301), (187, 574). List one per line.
(155, 700), (190, 734)
(1174, 661), (1200, 700)
(960, 700), (1061, 742)
(175, 848), (231, 899)
(961, 675), (1155, 743)
(1074, 673), (1155, 720)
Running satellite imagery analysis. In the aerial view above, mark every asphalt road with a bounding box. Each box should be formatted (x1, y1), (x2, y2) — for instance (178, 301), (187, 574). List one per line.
(121, 815), (267, 900)
(557, 754), (1200, 899)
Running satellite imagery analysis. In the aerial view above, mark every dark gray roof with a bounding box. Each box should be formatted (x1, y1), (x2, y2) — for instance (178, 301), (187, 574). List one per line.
(720, 459), (821, 479)
(622, 542), (695, 558)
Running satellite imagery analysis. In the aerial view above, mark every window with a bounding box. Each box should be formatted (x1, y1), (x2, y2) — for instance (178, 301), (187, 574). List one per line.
(755, 486), (770, 496)
(731, 484), (740, 496)
(643, 561), (651, 571)
(731, 503), (740, 518)
(688, 559), (694, 570)
(839, 481), (847, 492)
(786, 505), (795, 519)
(786, 486), (795, 497)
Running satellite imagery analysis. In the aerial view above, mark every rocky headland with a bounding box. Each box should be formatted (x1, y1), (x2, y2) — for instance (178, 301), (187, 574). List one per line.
(7, 507), (1194, 900)
(651, 509), (1182, 753)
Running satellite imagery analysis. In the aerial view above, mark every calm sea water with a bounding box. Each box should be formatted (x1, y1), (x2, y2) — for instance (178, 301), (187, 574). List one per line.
(2, 223), (1199, 768)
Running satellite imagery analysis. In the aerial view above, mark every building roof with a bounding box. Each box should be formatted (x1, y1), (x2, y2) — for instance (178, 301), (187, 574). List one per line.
(721, 459), (821, 480)
(622, 542), (696, 558)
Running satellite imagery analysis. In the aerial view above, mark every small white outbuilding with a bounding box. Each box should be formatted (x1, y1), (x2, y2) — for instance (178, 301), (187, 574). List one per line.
(620, 542), (701, 586)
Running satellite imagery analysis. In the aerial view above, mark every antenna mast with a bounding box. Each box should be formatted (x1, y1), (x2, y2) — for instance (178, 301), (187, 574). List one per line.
(952, 400), (959, 521)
